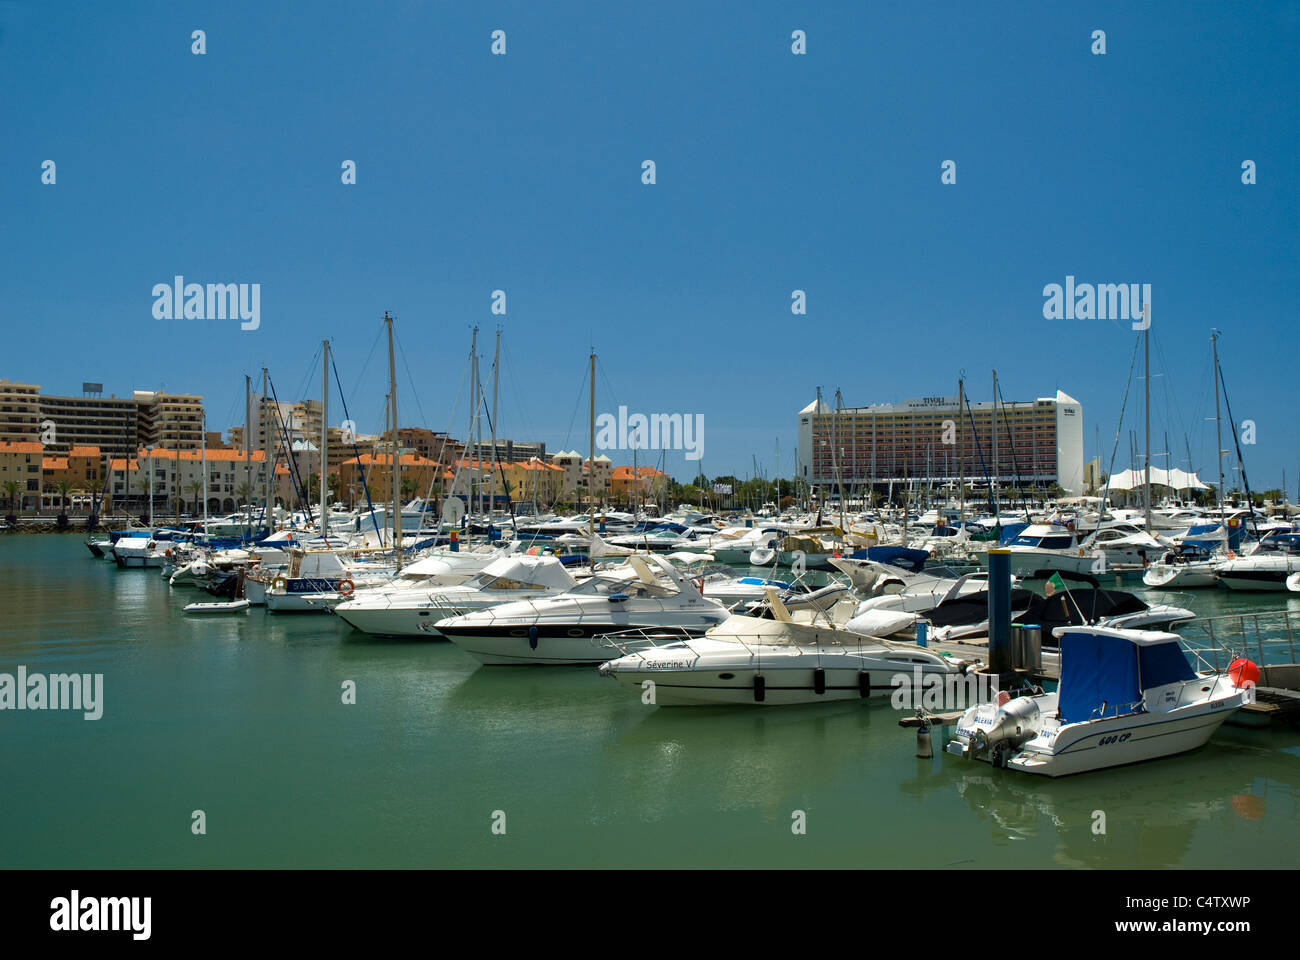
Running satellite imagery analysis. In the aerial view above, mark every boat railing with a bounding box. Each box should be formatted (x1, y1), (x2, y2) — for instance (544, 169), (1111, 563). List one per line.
(591, 626), (703, 659)
(1089, 699), (1145, 721)
(1175, 609), (1300, 671)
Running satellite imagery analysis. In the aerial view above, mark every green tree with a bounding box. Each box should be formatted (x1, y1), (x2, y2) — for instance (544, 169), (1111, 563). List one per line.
(53, 479), (74, 514)
(2, 479), (20, 519)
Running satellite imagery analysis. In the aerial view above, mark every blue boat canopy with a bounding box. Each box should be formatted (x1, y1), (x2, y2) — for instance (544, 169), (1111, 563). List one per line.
(859, 545), (930, 572)
(998, 522), (1030, 544)
(1057, 630), (1197, 724)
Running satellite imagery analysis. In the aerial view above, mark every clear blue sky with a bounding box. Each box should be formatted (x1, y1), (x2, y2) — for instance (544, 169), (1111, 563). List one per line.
(2, 1), (1297, 489)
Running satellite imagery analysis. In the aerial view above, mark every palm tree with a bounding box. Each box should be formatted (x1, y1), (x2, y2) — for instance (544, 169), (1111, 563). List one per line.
(2, 479), (20, 522)
(54, 479), (74, 515)
(185, 480), (203, 515)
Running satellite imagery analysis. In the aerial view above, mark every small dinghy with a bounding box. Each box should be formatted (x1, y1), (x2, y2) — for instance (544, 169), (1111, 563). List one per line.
(184, 599), (251, 614)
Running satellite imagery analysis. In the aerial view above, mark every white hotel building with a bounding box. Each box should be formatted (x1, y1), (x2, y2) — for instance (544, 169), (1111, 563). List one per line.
(797, 391), (1084, 496)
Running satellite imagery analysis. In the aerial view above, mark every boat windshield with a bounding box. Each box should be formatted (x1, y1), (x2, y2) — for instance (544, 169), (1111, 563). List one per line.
(569, 575), (675, 599)
(1011, 534), (1073, 549)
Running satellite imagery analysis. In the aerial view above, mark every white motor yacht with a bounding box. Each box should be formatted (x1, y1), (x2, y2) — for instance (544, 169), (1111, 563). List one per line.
(1213, 533), (1300, 591)
(434, 553), (730, 665)
(333, 554), (577, 638)
(946, 626), (1250, 776)
(597, 591), (972, 706)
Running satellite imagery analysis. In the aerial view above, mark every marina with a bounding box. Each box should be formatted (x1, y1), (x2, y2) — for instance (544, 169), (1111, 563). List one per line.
(4, 480), (1300, 869)
(2, 2), (1296, 910)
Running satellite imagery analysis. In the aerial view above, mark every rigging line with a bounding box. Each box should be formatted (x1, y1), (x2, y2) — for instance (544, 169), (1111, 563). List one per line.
(994, 381), (1030, 521)
(330, 353), (384, 545)
(1151, 328), (1187, 466)
(1217, 356), (1259, 538)
(422, 349), (471, 508)
(292, 343), (324, 414)
(348, 322), (386, 409)
(560, 360), (589, 454)
(266, 373), (314, 528)
(444, 339), (480, 502)
(500, 342), (536, 440)
(962, 402), (996, 517)
(1098, 331), (1142, 512)
(477, 401), (519, 536)
(596, 359), (621, 418)
(393, 326), (433, 432)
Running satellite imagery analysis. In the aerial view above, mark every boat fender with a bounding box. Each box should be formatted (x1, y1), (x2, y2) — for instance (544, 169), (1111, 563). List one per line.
(916, 723), (932, 758)
(337, 578), (355, 596)
(272, 576), (288, 591)
(528, 626), (539, 650)
(1228, 658), (1259, 689)
(753, 673), (766, 703)
(858, 671), (871, 698)
(813, 667), (826, 695)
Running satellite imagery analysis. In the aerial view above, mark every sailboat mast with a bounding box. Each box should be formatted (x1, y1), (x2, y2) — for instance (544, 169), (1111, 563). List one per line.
(957, 377), (965, 523)
(262, 367), (270, 532)
(244, 374), (251, 537)
(469, 326), (478, 517)
(201, 411), (208, 530)
(588, 350), (596, 552)
(490, 328), (500, 519)
(1212, 329), (1224, 518)
(473, 352), (482, 516)
(387, 312), (402, 566)
(1143, 303), (1152, 531)
(991, 370), (999, 518)
(320, 341), (329, 539)
(835, 388), (846, 531)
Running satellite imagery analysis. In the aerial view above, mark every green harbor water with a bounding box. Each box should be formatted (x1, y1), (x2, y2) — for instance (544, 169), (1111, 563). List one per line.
(1, 534), (1297, 869)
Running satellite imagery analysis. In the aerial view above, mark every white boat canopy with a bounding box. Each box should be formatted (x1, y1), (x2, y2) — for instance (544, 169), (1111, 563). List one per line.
(1107, 467), (1208, 490)
(476, 555), (576, 590)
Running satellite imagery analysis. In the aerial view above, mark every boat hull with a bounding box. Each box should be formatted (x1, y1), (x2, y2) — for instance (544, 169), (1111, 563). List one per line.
(603, 664), (921, 706)
(439, 622), (712, 665)
(1142, 563), (1219, 588)
(1001, 709), (1239, 777)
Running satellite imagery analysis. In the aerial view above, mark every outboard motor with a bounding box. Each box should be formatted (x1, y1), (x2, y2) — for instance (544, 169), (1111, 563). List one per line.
(967, 696), (1042, 765)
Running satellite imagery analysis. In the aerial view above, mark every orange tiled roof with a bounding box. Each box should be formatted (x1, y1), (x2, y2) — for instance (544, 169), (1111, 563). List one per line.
(133, 448), (267, 462)
(42, 457), (69, 470)
(67, 445), (101, 457)
(340, 453), (436, 467)
(0, 441), (43, 454)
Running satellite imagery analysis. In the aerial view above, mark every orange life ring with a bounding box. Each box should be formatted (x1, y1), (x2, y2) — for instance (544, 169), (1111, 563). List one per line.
(272, 576), (288, 591)
(337, 578), (355, 596)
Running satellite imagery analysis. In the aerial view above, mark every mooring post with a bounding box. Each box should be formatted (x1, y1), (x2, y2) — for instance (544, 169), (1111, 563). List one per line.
(987, 548), (1012, 678)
